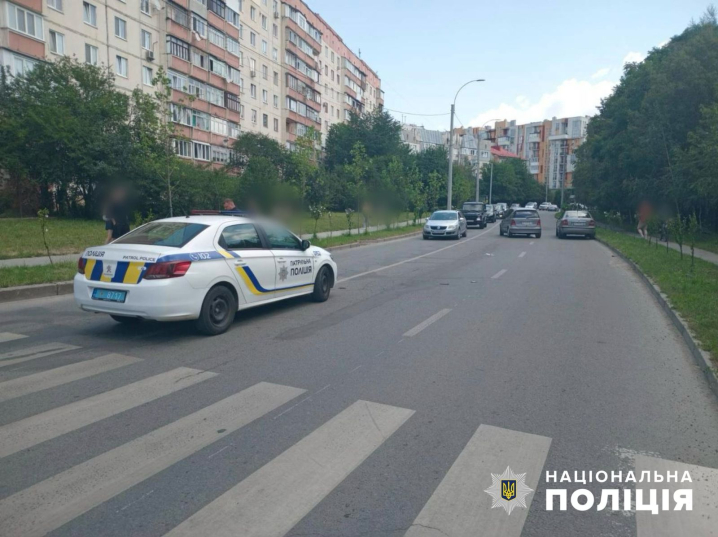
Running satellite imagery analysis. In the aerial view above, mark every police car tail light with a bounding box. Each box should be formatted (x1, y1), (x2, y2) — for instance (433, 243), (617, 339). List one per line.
(77, 257), (87, 274)
(144, 261), (192, 280)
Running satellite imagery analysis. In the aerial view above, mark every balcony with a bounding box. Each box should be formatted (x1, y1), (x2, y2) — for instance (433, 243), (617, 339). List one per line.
(497, 136), (511, 146)
(528, 132), (541, 143)
(529, 159), (540, 174)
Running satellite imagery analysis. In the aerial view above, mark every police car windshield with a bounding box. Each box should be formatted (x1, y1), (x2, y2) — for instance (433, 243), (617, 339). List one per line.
(113, 222), (209, 248)
(430, 212), (458, 220)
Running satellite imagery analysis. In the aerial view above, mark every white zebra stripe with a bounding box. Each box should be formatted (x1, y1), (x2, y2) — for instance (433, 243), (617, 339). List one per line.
(0, 342), (79, 368)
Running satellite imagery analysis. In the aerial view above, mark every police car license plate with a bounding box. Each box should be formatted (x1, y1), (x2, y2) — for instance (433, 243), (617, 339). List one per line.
(92, 288), (127, 303)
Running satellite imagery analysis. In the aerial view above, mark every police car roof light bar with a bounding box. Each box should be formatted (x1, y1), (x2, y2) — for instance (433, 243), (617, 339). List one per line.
(189, 209), (252, 217)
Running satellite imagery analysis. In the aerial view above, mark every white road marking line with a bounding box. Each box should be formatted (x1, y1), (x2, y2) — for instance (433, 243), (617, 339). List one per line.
(338, 224), (499, 283)
(165, 400), (415, 537)
(207, 445), (233, 460)
(0, 342), (79, 369)
(0, 367), (217, 459)
(405, 424), (551, 537)
(0, 333), (27, 344)
(117, 489), (154, 513)
(491, 269), (507, 279)
(635, 455), (718, 537)
(403, 309), (452, 337)
(518, 252), (526, 258)
(0, 382), (305, 537)
(349, 365), (363, 373)
(0, 354), (141, 403)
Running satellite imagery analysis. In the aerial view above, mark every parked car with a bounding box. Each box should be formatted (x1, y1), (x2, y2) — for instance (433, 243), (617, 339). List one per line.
(499, 209), (542, 238)
(539, 202), (551, 211)
(423, 210), (468, 240)
(547, 204), (559, 212)
(485, 204), (496, 223)
(510, 203), (521, 210)
(525, 202), (538, 209)
(461, 202), (487, 228)
(494, 203), (507, 218)
(556, 210), (596, 239)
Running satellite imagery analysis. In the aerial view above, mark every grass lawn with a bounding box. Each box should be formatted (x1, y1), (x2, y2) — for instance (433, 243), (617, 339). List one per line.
(598, 228), (718, 365)
(0, 262), (77, 288)
(313, 225), (423, 249)
(0, 212), (418, 260)
(0, 218), (106, 260)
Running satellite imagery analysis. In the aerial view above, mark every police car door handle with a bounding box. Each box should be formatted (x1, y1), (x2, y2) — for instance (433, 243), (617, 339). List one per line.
(234, 260), (246, 266)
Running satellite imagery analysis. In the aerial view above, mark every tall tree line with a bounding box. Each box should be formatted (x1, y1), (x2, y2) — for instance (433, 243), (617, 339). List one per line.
(573, 8), (718, 230)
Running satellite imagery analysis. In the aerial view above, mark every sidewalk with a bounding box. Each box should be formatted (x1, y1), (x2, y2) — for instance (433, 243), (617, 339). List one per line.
(597, 223), (718, 266)
(0, 219), (424, 268)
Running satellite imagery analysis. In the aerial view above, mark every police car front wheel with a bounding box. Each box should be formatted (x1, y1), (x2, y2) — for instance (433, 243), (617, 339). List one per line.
(196, 285), (237, 336)
(311, 266), (332, 302)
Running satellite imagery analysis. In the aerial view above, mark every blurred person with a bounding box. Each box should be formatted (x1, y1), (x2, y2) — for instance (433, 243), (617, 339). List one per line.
(223, 198), (237, 211)
(109, 187), (130, 240)
(102, 203), (113, 244)
(637, 200), (652, 239)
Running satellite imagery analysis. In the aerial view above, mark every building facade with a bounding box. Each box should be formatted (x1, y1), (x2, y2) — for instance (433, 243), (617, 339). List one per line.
(544, 115), (589, 190)
(0, 0), (381, 165)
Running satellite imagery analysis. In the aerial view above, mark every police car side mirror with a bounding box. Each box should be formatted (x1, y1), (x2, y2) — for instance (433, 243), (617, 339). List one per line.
(301, 239), (311, 250)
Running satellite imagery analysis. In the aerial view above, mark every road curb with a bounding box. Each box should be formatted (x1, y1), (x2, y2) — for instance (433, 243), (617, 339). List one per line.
(324, 230), (422, 252)
(597, 237), (718, 400)
(0, 281), (74, 303)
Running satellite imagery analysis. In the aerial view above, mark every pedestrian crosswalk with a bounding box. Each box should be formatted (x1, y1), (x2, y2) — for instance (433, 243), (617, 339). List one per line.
(0, 342), (79, 368)
(0, 334), (716, 537)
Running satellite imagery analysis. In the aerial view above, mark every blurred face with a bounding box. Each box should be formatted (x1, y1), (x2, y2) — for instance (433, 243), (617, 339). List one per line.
(223, 200), (236, 210)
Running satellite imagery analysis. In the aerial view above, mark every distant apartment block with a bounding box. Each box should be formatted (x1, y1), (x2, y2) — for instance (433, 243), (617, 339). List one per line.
(0, 0), (382, 166)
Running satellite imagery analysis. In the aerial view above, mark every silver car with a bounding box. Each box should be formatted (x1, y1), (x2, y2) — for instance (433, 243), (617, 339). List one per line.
(423, 210), (467, 240)
(499, 208), (542, 238)
(556, 210), (596, 239)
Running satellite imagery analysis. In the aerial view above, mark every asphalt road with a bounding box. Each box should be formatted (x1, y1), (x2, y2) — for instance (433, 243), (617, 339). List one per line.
(1, 212), (717, 537)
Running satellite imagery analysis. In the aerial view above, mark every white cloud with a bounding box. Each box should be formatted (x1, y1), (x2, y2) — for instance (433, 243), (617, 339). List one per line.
(591, 67), (610, 79)
(622, 51), (645, 65)
(468, 77), (616, 127)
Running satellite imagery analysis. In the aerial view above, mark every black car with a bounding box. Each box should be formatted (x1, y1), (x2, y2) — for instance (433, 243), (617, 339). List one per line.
(461, 202), (487, 228)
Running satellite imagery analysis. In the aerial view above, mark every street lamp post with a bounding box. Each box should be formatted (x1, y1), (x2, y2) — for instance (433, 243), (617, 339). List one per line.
(447, 79), (485, 209)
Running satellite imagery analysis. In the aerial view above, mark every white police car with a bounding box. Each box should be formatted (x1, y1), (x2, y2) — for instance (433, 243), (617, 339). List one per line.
(74, 214), (337, 335)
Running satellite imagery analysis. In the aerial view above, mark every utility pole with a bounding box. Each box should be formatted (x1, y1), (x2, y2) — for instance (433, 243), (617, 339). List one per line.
(447, 104), (455, 209)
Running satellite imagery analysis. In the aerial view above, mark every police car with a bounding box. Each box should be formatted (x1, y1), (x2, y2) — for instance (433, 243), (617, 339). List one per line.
(74, 213), (337, 335)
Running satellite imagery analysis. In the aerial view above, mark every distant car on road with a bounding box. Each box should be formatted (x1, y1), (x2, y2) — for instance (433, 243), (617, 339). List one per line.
(539, 202), (551, 211)
(510, 203), (520, 210)
(485, 204), (496, 223)
(547, 204), (559, 212)
(461, 202), (487, 228)
(74, 214), (337, 335)
(525, 202), (538, 209)
(556, 210), (596, 239)
(494, 203), (507, 218)
(500, 208), (542, 238)
(423, 210), (467, 240)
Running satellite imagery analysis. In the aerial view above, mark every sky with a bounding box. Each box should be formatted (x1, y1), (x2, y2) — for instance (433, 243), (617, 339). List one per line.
(304, 0), (710, 130)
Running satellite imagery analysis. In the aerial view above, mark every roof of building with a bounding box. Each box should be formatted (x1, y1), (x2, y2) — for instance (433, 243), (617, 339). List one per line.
(490, 146), (523, 160)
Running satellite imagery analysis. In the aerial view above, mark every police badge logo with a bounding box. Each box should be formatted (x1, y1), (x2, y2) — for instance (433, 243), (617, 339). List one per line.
(484, 466), (533, 514)
(278, 266), (289, 282)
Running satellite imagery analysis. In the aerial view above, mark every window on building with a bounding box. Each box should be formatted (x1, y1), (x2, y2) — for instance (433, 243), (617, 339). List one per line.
(167, 3), (189, 27)
(167, 35), (190, 61)
(85, 44), (98, 65)
(114, 17), (126, 39)
(272, 48), (278, 61)
(142, 66), (153, 86)
(262, 40), (267, 54)
(261, 14), (267, 29)
(174, 139), (192, 158)
(140, 0), (150, 15)
(226, 92), (240, 112)
(207, 85), (224, 106)
(168, 70), (187, 92)
(262, 89), (267, 103)
(211, 146), (230, 164)
(250, 32), (256, 46)
(273, 94), (278, 108)
(141, 30), (151, 50)
(49, 30), (65, 55)
(189, 78), (206, 99)
(192, 14), (207, 38)
(192, 49), (207, 69)
(228, 66), (241, 85)
(226, 37), (239, 56)
(208, 0), (225, 18)
(209, 56), (227, 77)
(48, 0), (63, 12)
(240, 104), (245, 118)
(249, 58), (256, 71)
(209, 26), (224, 48)
(115, 55), (128, 78)
(226, 7), (239, 27)
(8, 3), (44, 40)
(273, 24), (278, 37)
(263, 114), (268, 128)
(83, 2), (97, 26)
(229, 121), (239, 138)
(250, 6), (256, 20)
(194, 142), (210, 161)
(273, 118), (279, 132)
(192, 110), (210, 131)
(273, 71), (279, 85)
(250, 84), (256, 98)
(251, 109), (257, 123)
(211, 116), (228, 136)
(10, 53), (37, 76)
(262, 64), (268, 79)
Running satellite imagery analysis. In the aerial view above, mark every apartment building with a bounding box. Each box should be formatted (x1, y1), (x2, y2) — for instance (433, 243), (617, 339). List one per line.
(544, 115), (589, 190)
(1, 0), (382, 164)
(515, 120), (551, 184)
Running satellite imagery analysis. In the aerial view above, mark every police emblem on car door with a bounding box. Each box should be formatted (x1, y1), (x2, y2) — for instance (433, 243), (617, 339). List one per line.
(261, 223), (314, 297)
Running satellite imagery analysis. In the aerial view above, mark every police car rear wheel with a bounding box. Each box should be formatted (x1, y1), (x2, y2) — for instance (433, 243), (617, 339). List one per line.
(196, 286), (236, 336)
(311, 266), (332, 302)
